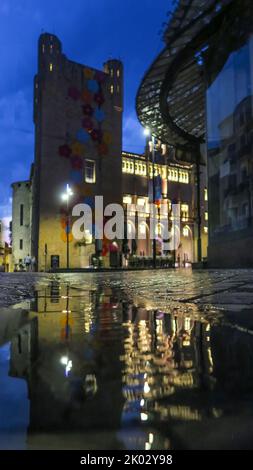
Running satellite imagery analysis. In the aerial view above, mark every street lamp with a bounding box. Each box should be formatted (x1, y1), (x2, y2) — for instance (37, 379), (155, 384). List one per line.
(144, 128), (156, 269)
(61, 184), (74, 269)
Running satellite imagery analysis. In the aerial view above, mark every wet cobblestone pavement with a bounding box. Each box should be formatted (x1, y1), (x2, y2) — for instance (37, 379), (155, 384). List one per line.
(1, 269), (253, 449)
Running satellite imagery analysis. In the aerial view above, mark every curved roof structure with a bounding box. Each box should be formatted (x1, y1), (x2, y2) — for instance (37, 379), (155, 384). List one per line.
(136, 0), (248, 158)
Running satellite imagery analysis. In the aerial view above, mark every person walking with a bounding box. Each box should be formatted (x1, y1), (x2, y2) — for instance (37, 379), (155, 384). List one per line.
(24, 254), (32, 272)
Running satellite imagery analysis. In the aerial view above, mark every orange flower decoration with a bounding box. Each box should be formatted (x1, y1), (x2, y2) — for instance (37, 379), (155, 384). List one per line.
(83, 68), (94, 80)
(61, 231), (73, 243)
(81, 89), (93, 104)
(103, 132), (112, 145)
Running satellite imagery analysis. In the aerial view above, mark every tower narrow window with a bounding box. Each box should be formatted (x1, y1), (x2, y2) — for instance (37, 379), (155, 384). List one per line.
(20, 204), (24, 226)
(110, 85), (114, 94)
(49, 63), (53, 72)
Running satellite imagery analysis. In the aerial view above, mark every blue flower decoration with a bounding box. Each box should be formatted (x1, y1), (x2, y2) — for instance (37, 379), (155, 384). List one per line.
(65, 225), (72, 234)
(87, 80), (99, 93)
(84, 197), (95, 209)
(76, 128), (90, 143)
(94, 108), (105, 122)
(70, 170), (83, 183)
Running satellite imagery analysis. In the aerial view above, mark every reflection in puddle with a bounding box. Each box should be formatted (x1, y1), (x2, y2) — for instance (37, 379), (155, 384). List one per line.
(1, 277), (253, 449)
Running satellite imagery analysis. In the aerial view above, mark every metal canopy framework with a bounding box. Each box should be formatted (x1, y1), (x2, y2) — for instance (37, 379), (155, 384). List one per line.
(136, 0), (233, 158)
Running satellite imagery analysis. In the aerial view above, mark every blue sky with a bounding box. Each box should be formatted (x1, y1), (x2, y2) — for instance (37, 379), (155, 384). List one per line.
(0, 0), (171, 225)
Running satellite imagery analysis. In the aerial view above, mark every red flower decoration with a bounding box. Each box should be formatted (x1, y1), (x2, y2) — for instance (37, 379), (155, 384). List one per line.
(68, 87), (80, 100)
(98, 143), (108, 156)
(82, 117), (94, 130)
(71, 155), (83, 170)
(60, 206), (68, 216)
(81, 89), (93, 104)
(82, 104), (94, 116)
(58, 144), (72, 158)
(94, 92), (105, 106)
(91, 129), (103, 142)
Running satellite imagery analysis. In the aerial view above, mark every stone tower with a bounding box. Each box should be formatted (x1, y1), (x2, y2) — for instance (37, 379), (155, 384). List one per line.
(32, 33), (123, 270)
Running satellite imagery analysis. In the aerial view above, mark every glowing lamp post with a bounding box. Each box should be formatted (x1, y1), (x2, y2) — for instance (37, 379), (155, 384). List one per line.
(61, 184), (74, 269)
(144, 128), (156, 269)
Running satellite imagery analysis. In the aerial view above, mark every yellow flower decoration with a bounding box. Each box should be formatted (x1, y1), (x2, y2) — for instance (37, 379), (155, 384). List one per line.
(61, 231), (73, 243)
(103, 131), (112, 145)
(71, 141), (85, 156)
(83, 68), (94, 79)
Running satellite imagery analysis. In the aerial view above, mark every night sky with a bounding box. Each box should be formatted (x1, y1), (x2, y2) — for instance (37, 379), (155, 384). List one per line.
(0, 0), (172, 233)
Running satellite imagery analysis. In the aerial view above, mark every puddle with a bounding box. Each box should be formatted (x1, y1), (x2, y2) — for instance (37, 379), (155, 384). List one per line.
(1, 274), (253, 449)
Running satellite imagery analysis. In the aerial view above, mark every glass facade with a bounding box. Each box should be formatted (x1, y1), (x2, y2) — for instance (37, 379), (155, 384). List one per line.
(207, 31), (253, 266)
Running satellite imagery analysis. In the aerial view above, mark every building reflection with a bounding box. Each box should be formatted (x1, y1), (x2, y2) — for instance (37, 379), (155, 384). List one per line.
(5, 279), (253, 449)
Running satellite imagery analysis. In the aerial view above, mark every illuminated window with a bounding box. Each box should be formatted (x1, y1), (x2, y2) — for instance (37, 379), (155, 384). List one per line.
(179, 171), (189, 184)
(110, 69), (114, 77)
(42, 44), (45, 53)
(168, 167), (178, 182)
(183, 227), (189, 237)
(205, 211), (208, 221)
(181, 204), (189, 221)
(49, 63), (53, 72)
(117, 85), (120, 93)
(204, 188), (208, 201)
(117, 69), (120, 78)
(122, 160), (126, 172)
(123, 195), (132, 205)
(137, 198), (145, 207)
(85, 160), (96, 183)
(110, 85), (114, 94)
(50, 44), (53, 54)
(204, 227), (208, 234)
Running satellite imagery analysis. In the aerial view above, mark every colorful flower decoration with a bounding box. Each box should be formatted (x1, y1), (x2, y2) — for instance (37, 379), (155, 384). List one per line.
(73, 183), (87, 197)
(87, 79), (99, 93)
(68, 86), (80, 100)
(58, 144), (72, 158)
(98, 143), (108, 156)
(76, 128), (90, 143)
(82, 117), (94, 130)
(95, 70), (106, 83)
(94, 92), (105, 106)
(70, 170), (83, 184)
(65, 225), (72, 234)
(60, 206), (68, 216)
(83, 68), (94, 80)
(82, 104), (94, 116)
(91, 128), (103, 143)
(61, 231), (73, 243)
(71, 155), (83, 170)
(61, 217), (67, 229)
(94, 108), (105, 123)
(84, 196), (95, 209)
(103, 131), (112, 145)
(71, 141), (85, 156)
(81, 89), (93, 104)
